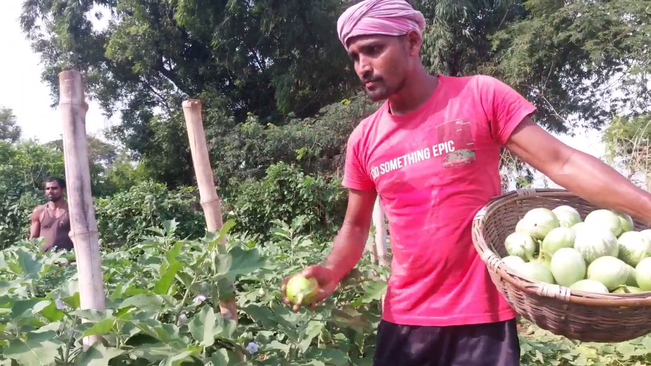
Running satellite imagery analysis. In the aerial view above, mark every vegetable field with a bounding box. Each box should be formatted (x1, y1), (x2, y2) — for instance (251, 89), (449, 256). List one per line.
(2, 212), (651, 365)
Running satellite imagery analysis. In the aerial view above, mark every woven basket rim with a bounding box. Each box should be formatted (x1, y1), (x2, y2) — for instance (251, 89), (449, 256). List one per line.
(472, 187), (651, 308)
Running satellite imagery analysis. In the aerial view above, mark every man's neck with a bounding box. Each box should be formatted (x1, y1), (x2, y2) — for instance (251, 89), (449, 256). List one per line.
(48, 200), (67, 209)
(387, 68), (439, 117)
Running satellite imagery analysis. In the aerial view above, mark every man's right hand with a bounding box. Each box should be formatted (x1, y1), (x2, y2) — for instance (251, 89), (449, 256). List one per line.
(281, 265), (339, 311)
(280, 188), (377, 311)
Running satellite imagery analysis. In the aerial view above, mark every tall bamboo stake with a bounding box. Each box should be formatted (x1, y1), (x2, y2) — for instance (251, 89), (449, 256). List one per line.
(366, 229), (378, 264)
(371, 196), (389, 311)
(58, 70), (106, 349)
(372, 196), (388, 266)
(181, 99), (238, 322)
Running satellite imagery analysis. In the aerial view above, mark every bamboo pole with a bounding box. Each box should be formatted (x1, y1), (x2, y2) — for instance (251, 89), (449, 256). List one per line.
(372, 196), (388, 267)
(58, 70), (106, 349)
(366, 229), (378, 264)
(181, 99), (238, 322)
(371, 196), (388, 312)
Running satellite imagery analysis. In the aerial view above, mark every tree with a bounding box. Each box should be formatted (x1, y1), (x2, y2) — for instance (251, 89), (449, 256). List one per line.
(19, 0), (650, 187)
(489, 0), (651, 133)
(602, 114), (651, 190)
(20, 0), (359, 186)
(0, 107), (21, 143)
(44, 135), (119, 167)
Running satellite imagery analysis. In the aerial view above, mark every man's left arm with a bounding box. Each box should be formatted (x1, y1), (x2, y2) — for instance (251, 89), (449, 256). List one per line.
(477, 74), (651, 225)
(505, 119), (651, 224)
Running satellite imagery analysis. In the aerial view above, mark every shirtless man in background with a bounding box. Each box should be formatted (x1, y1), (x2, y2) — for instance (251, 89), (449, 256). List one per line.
(29, 177), (75, 253)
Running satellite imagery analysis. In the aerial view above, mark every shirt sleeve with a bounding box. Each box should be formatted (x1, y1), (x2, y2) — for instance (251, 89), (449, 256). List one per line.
(477, 75), (538, 146)
(342, 126), (376, 191)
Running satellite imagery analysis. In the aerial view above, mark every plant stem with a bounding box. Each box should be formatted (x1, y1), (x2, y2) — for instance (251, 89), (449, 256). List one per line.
(175, 278), (196, 323)
(63, 318), (77, 364)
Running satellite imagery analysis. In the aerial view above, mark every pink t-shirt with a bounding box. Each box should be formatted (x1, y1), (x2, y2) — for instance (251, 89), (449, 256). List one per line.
(343, 74), (537, 327)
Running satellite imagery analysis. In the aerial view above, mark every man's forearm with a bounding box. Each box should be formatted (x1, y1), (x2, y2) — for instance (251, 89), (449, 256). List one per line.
(324, 221), (369, 284)
(546, 150), (651, 224)
(29, 226), (38, 240)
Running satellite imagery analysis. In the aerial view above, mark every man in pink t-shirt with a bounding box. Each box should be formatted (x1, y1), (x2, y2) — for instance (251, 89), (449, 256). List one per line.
(282, 1), (651, 365)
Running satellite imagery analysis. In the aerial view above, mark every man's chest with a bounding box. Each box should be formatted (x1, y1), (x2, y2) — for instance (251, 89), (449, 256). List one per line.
(364, 114), (499, 196)
(40, 209), (70, 229)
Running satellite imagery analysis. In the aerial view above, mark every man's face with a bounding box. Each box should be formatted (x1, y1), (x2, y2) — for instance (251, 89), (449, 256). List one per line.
(45, 182), (64, 202)
(346, 33), (415, 101)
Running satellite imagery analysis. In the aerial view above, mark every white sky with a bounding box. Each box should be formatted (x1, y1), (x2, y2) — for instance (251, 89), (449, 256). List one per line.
(0, 1), (109, 143)
(0, 0), (610, 188)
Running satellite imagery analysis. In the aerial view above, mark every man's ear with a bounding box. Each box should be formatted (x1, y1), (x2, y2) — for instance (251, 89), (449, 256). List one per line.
(406, 30), (423, 56)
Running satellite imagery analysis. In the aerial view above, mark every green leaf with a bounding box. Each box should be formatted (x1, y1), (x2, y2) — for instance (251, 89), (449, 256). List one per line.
(15, 249), (43, 278)
(162, 220), (179, 236)
(206, 220), (237, 253)
(154, 261), (182, 295)
(130, 318), (184, 344)
(11, 299), (45, 317)
(81, 318), (118, 337)
(73, 309), (121, 323)
(158, 349), (197, 366)
(166, 242), (185, 264)
(242, 305), (281, 329)
(188, 306), (237, 347)
(361, 280), (386, 303)
(209, 349), (241, 366)
(304, 348), (349, 366)
(330, 308), (373, 334)
(39, 300), (65, 322)
(129, 344), (200, 363)
(0, 282), (12, 296)
(3, 330), (63, 365)
(188, 306), (218, 347)
(217, 246), (265, 281)
(118, 294), (175, 312)
(298, 321), (323, 353)
(75, 343), (124, 366)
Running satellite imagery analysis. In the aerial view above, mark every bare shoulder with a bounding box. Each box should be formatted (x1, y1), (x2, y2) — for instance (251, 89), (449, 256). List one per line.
(31, 205), (46, 220)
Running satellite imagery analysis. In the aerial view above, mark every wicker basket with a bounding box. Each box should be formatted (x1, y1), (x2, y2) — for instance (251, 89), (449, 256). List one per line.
(472, 188), (651, 343)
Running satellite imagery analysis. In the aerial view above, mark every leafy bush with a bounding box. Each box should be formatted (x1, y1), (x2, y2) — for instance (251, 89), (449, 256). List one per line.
(225, 162), (347, 243)
(2, 217), (651, 365)
(0, 190), (43, 250)
(0, 141), (65, 249)
(206, 94), (378, 191)
(0, 139), (145, 248)
(518, 319), (651, 365)
(94, 180), (206, 247)
(0, 218), (386, 365)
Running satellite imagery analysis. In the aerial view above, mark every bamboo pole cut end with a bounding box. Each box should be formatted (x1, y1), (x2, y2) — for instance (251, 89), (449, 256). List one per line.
(58, 69), (87, 108)
(59, 69), (82, 80)
(182, 99), (202, 109)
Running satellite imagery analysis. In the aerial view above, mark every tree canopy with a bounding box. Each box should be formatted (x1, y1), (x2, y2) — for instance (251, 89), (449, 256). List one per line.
(17, 0), (650, 187)
(0, 107), (21, 143)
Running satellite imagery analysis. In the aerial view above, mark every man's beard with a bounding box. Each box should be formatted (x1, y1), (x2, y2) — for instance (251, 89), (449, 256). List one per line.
(48, 195), (62, 202)
(364, 77), (407, 102)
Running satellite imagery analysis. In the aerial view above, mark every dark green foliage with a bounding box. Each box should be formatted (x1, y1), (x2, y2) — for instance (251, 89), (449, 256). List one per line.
(208, 93), (378, 191)
(0, 106), (21, 143)
(490, 0), (651, 133)
(94, 180), (206, 247)
(225, 162), (348, 243)
(0, 141), (66, 249)
(22, 0), (651, 187)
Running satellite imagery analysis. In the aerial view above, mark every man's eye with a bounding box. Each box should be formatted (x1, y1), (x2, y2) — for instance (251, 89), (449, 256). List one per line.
(366, 46), (382, 56)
